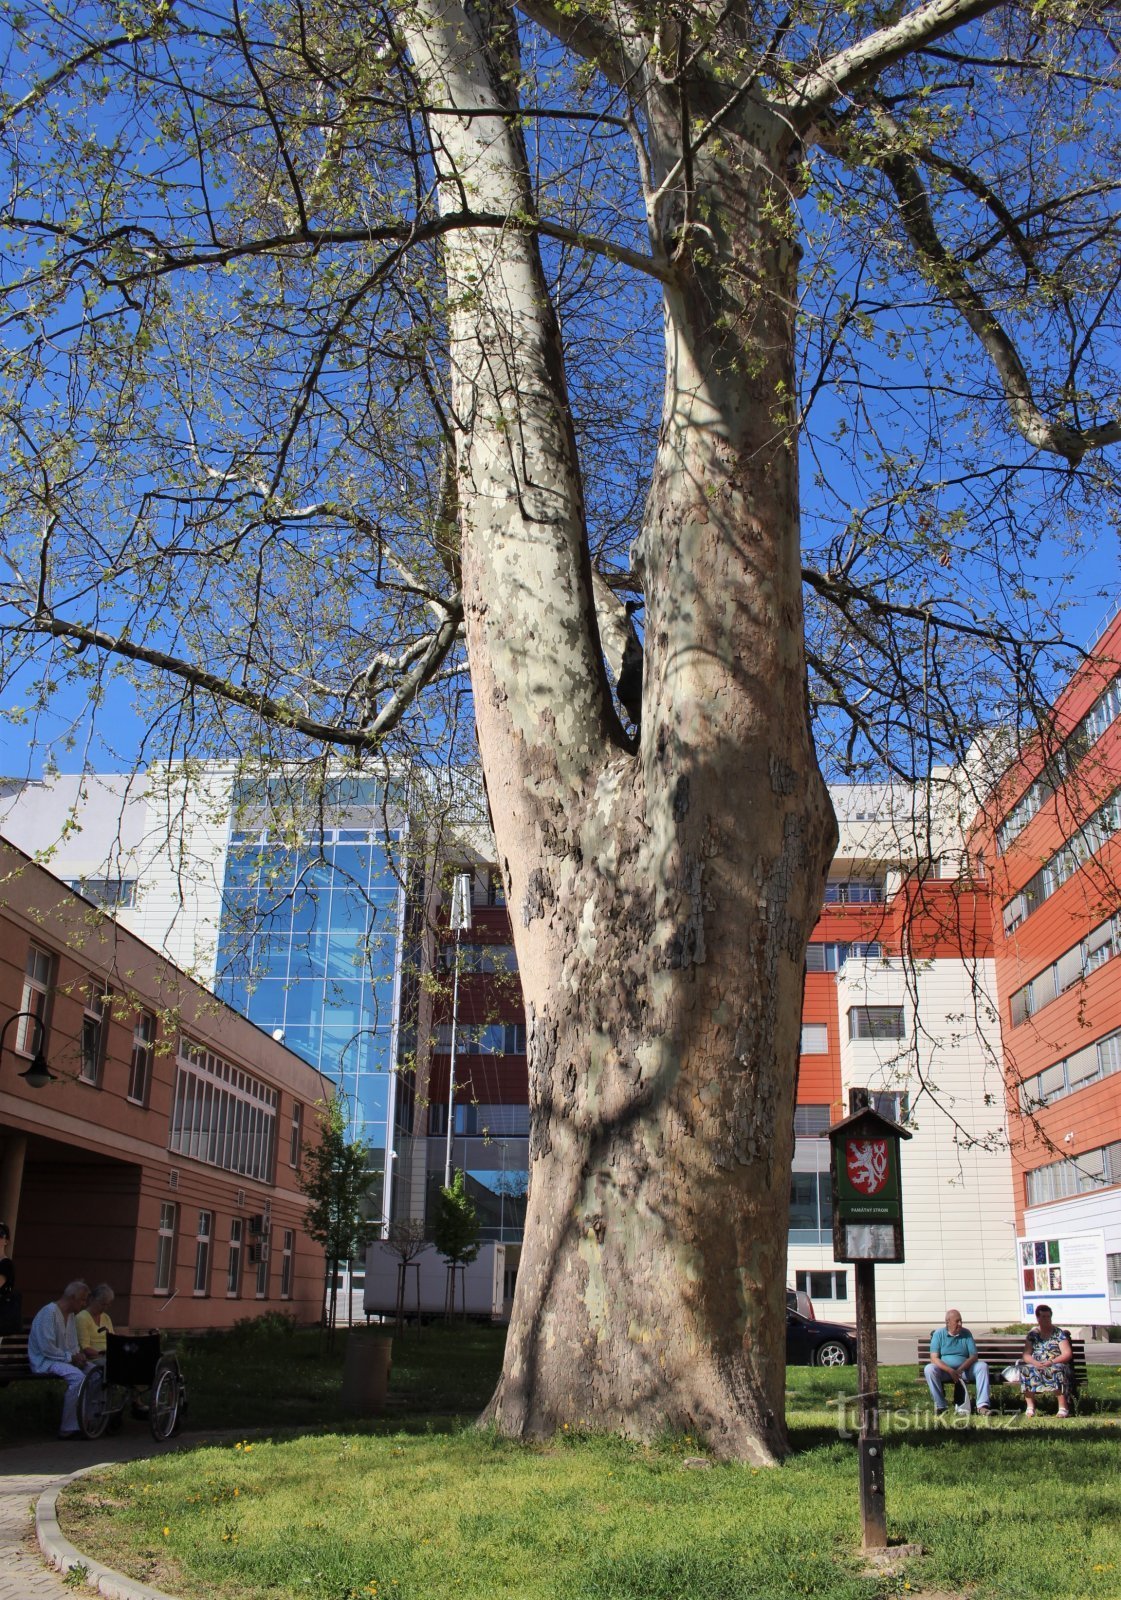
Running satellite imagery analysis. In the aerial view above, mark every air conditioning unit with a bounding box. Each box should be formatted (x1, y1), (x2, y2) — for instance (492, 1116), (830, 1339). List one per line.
(248, 1214), (265, 1236)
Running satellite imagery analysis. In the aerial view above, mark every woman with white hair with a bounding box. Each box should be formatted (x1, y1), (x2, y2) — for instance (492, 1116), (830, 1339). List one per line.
(76, 1283), (115, 1360)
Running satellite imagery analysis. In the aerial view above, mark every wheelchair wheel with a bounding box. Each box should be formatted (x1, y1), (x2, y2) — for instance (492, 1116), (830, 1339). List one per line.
(150, 1360), (182, 1441)
(77, 1365), (110, 1439)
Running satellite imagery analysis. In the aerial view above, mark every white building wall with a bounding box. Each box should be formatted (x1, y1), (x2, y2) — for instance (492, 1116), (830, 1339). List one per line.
(788, 954), (1021, 1325)
(1024, 1190), (1121, 1324)
(0, 765), (232, 984)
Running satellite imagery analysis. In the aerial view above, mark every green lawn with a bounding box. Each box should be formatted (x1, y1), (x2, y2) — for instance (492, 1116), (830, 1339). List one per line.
(54, 1326), (1121, 1600)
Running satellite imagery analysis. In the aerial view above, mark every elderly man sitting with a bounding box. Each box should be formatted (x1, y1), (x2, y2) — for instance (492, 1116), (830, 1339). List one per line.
(28, 1280), (92, 1438)
(925, 1307), (992, 1416)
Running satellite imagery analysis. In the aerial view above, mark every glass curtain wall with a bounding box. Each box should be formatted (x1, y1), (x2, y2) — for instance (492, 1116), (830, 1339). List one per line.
(215, 816), (407, 1198)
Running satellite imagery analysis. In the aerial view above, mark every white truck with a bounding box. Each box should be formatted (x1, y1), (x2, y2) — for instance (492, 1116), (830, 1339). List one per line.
(363, 1240), (507, 1320)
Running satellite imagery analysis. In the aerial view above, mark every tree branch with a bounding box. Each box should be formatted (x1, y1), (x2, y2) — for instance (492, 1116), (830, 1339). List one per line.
(778, 0), (1001, 122)
(875, 139), (1121, 463)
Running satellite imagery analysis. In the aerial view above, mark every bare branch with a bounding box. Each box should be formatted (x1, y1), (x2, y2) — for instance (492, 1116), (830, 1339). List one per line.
(779, 0), (1001, 121)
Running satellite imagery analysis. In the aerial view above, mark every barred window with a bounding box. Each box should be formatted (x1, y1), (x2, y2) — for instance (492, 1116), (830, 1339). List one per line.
(169, 1037), (277, 1181)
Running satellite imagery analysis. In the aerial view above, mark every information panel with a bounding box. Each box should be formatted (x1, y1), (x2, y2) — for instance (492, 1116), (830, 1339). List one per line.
(1017, 1229), (1109, 1323)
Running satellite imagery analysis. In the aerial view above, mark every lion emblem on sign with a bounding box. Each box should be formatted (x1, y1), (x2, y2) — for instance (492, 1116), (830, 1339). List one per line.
(846, 1138), (889, 1195)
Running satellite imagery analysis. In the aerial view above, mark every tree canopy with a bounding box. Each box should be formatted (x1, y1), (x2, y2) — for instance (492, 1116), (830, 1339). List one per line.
(1, 0), (1117, 787)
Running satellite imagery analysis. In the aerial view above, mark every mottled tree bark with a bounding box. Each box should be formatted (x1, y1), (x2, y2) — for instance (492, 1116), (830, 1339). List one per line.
(406, 2), (836, 1462)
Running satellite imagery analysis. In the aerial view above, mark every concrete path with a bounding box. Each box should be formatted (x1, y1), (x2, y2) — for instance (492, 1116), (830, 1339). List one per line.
(0, 1433), (204, 1600)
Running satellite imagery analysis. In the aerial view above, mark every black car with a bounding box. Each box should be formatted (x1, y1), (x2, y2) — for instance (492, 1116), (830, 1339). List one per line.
(786, 1309), (858, 1366)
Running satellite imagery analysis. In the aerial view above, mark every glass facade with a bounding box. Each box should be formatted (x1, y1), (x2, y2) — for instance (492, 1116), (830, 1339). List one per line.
(214, 822), (407, 1211)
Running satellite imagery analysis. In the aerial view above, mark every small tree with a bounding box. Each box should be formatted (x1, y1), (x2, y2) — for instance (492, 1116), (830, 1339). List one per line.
(298, 1099), (377, 1342)
(432, 1169), (481, 1320)
(384, 1217), (429, 1331)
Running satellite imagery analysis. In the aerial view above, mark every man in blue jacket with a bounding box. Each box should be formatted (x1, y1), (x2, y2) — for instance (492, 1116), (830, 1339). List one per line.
(925, 1308), (992, 1415)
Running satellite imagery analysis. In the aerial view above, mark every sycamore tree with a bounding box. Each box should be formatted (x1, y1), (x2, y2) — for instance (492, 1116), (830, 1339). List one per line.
(2, 0), (1121, 1461)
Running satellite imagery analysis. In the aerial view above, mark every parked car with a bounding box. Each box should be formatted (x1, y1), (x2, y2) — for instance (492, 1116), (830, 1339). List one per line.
(786, 1286), (815, 1320)
(786, 1309), (857, 1366)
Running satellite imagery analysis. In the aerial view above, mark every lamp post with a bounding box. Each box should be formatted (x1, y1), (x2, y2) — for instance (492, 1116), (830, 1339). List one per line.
(0, 1011), (56, 1089)
(444, 872), (473, 1188)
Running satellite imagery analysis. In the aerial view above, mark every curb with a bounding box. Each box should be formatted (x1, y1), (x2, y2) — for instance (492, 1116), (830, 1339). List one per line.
(36, 1468), (181, 1600)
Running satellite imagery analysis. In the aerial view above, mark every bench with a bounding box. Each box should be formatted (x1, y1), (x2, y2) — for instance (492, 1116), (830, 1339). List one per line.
(917, 1335), (1088, 1406)
(0, 1331), (33, 1383)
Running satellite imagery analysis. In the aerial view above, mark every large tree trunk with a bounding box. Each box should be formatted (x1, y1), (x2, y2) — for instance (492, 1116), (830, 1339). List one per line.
(406, 4), (836, 1462)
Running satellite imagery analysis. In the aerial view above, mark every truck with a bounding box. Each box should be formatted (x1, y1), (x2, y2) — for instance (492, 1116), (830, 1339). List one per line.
(363, 1240), (507, 1320)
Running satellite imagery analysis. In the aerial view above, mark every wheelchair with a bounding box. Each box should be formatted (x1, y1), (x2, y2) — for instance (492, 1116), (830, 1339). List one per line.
(76, 1332), (188, 1442)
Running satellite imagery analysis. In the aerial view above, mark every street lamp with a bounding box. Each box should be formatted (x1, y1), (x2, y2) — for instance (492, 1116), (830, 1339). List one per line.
(0, 1011), (57, 1089)
(444, 872), (473, 1187)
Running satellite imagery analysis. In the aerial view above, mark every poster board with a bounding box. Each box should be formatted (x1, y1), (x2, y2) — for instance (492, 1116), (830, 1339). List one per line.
(1017, 1229), (1109, 1323)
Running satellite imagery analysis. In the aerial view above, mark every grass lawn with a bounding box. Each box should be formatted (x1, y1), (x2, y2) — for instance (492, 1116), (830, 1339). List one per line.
(55, 1325), (1121, 1600)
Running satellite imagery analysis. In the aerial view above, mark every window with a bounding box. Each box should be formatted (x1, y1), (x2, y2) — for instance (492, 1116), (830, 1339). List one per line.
(289, 1102), (303, 1168)
(433, 1022), (527, 1055)
(788, 1171), (832, 1243)
(996, 672), (1121, 853)
(793, 1104), (831, 1136)
(128, 1011), (156, 1105)
(1108, 1252), (1121, 1301)
(255, 1240), (269, 1299)
(796, 1269), (848, 1302)
(849, 1087), (908, 1121)
(804, 941), (882, 973)
(1009, 913), (1121, 1026)
(17, 943), (53, 1055)
(1025, 1140), (1121, 1206)
(155, 1202), (178, 1293)
(438, 942), (518, 973)
(194, 1211), (212, 1295)
(227, 1218), (243, 1296)
(848, 1006), (905, 1041)
(824, 879), (883, 905)
(80, 980), (111, 1085)
(280, 1230), (295, 1299)
(1002, 785), (1121, 930)
(430, 1102), (531, 1137)
(169, 1037), (277, 1181)
(1018, 1028), (1121, 1112)
(800, 1024), (829, 1054)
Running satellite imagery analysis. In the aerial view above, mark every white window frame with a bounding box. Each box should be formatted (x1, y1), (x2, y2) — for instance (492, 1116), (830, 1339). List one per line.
(155, 1202), (178, 1294)
(227, 1218), (243, 1297)
(128, 1010), (157, 1105)
(289, 1101), (303, 1168)
(79, 978), (111, 1086)
(194, 1210), (213, 1296)
(280, 1229), (295, 1300)
(16, 944), (53, 1055)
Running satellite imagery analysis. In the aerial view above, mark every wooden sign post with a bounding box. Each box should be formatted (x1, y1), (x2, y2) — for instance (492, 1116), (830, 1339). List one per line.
(828, 1104), (912, 1552)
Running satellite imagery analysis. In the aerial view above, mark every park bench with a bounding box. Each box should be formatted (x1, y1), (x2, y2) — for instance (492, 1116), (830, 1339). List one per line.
(0, 1331), (33, 1383)
(916, 1334), (1088, 1408)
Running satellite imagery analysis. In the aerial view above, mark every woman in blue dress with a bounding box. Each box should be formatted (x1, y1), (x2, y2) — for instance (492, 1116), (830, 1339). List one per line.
(1020, 1303), (1073, 1418)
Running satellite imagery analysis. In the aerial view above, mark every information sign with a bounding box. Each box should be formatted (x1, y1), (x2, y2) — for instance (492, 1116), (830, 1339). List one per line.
(1017, 1229), (1109, 1323)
